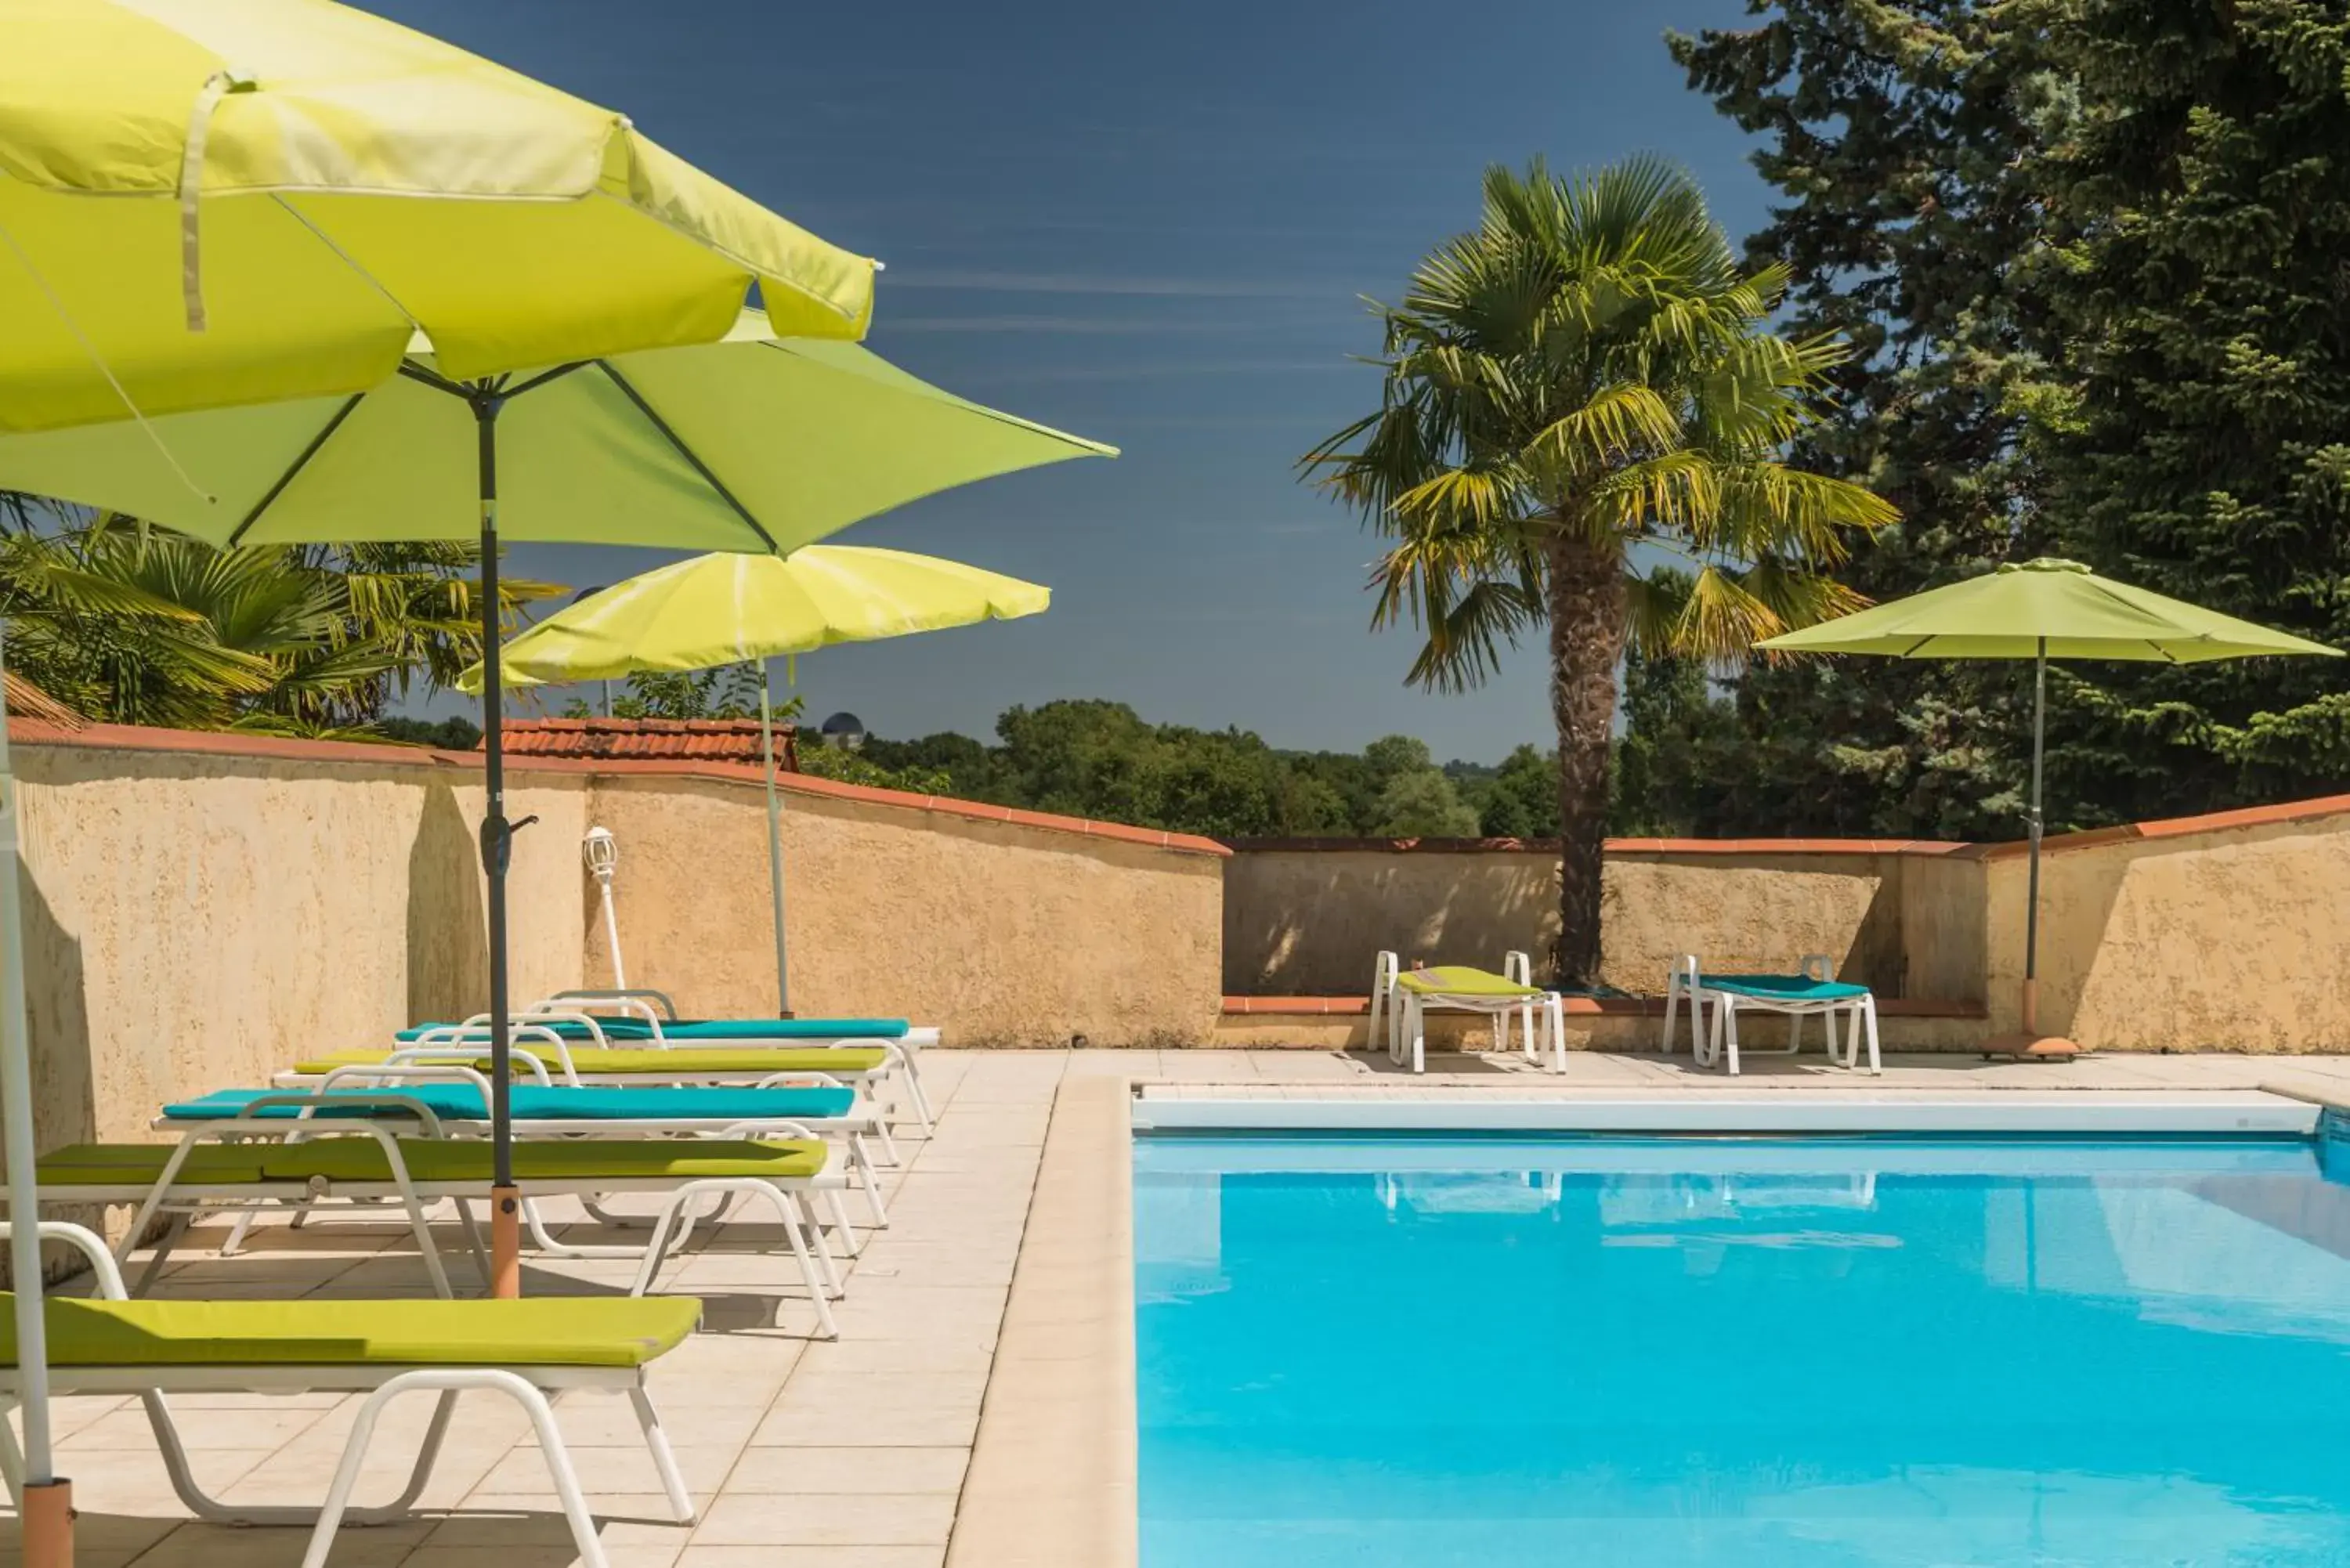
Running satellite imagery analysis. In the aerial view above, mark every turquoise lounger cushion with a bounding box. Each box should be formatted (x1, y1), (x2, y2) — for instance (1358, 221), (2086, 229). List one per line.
(0, 1295), (701, 1368)
(160, 1085), (859, 1122)
(1702, 976), (1871, 1003)
(395, 1017), (910, 1042)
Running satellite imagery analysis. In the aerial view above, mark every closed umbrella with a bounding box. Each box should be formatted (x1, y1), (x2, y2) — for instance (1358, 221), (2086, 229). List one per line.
(461, 546), (1051, 1013)
(0, 314), (1111, 1320)
(0, 0), (876, 433)
(1760, 558), (2340, 1057)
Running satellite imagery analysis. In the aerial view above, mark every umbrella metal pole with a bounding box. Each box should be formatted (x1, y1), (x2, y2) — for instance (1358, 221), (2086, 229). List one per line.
(475, 392), (522, 1299)
(2023, 638), (2047, 1039)
(760, 670), (790, 1016)
(0, 620), (73, 1567)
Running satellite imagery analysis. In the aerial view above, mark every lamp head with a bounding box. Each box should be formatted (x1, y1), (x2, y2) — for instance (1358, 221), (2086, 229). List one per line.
(582, 826), (619, 879)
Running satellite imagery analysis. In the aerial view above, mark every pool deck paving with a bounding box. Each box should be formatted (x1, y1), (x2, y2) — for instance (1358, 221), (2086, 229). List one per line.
(11, 1045), (2350, 1568)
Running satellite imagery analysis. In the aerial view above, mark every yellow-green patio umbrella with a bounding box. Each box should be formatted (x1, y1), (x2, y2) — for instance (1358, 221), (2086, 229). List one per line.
(0, 0), (877, 433)
(1760, 558), (2339, 1056)
(1, 2), (879, 1534)
(0, 313), (1111, 1319)
(462, 547), (1051, 1013)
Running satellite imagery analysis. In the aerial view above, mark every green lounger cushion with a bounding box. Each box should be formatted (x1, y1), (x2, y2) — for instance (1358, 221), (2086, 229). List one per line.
(284, 1136), (826, 1183)
(1703, 975), (1871, 1003)
(0, 1295), (700, 1369)
(39, 1144), (270, 1185)
(38, 1138), (827, 1187)
(290, 1046), (890, 1077)
(1395, 965), (1544, 998)
(398, 1017), (910, 1042)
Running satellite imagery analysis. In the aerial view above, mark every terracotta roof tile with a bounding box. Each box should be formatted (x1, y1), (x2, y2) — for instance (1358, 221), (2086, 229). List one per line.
(493, 718), (798, 770)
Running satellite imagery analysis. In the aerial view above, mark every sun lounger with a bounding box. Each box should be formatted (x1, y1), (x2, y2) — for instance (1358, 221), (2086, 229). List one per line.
(24, 1121), (851, 1336)
(0, 1221), (696, 1568)
(1371, 950), (1566, 1074)
(164, 1073), (890, 1230)
(1665, 955), (1882, 1076)
(422, 992), (942, 1129)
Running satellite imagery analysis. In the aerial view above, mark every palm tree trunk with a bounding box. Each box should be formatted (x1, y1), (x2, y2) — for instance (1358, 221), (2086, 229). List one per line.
(1545, 530), (1625, 989)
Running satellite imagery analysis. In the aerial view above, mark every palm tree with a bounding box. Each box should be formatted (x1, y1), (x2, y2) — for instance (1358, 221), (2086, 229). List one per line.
(1305, 157), (1896, 987)
(0, 500), (561, 733)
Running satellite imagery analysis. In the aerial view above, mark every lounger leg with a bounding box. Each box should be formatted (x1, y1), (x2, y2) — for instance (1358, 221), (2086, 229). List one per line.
(1861, 996), (1882, 1075)
(898, 1057), (938, 1136)
(396, 1184), (456, 1301)
(847, 1134), (890, 1229)
(1410, 997), (1426, 1075)
(773, 1191), (839, 1340)
(1723, 1000), (1742, 1076)
(822, 1187), (862, 1259)
(0, 1396), (24, 1506)
(219, 1205), (263, 1257)
(129, 1216), (190, 1297)
(791, 1191), (844, 1300)
(871, 1115), (903, 1168)
(628, 1386), (696, 1525)
(1549, 996), (1567, 1075)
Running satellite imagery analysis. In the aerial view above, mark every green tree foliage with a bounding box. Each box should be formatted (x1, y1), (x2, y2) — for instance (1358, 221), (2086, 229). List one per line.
(1303, 157), (1893, 984)
(375, 714), (483, 750)
(0, 504), (559, 736)
(1668, 0), (2350, 833)
(1358, 736), (1480, 836)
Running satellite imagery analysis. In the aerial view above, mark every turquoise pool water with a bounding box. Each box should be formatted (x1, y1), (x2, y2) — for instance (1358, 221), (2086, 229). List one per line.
(1135, 1134), (2350, 1567)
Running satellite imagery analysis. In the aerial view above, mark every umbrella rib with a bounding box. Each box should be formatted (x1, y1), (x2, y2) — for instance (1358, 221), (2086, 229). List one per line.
(595, 362), (780, 553)
(224, 392), (367, 547)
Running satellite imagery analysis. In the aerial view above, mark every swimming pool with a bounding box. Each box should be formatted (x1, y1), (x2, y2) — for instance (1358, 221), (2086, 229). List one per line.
(1135, 1129), (2350, 1567)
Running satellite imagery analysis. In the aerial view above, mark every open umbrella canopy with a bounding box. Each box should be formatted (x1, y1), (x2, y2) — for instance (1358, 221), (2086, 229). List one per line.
(0, 309), (1114, 548)
(1759, 556), (2339, 1060)
(0, 0), (877, 432)
(1758, 558), (2341, 663)
(463, 546), (1050, 689)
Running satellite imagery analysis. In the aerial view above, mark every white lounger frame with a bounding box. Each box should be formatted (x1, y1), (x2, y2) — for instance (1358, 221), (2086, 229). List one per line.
(531, 989), (940, 1132)
(129, 1085), (870, 1335)
(1370, 950), (1567, 1075)
(1663, 954), (1882, 1077)
(0, 1222), (687, 1568)
(345, 1011), (931, 1140)
(273, 1033), (906, 1168)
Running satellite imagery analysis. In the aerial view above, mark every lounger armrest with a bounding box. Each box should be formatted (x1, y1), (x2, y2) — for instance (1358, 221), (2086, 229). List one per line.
(0, 1219), (130, 1299)
(388, 1046), (553, 1086)
(754, 1072), (846, 1090)
(718, 1119), (818, 1140)
(547, 988), (682, 1023)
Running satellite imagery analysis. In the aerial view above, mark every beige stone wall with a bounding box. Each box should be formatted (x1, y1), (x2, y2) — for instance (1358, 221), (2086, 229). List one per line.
(1223, 846), (1947, 997)
(11, 739), (587, 1156)
(584, 774), (1224, 1046)
(1983, 812), (2350, 1051)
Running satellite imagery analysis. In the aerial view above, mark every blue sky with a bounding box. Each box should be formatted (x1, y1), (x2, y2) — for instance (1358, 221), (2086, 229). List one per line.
(379, 0), (1770, 761)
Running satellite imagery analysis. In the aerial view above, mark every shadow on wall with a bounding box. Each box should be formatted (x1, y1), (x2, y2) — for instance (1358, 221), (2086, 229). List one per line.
(11, 856), (90, 1284)
(1225, 852), (1559, 995)
(406, 782), (487, 1027)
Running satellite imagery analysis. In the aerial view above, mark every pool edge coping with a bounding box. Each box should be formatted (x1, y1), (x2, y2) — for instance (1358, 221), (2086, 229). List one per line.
(949, 1070), (1139, 1568)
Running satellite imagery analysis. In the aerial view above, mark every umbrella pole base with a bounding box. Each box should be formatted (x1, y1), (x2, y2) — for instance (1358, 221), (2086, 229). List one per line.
(1981, 1031), (2082, 1061)
(23, 1477), (73, 1568)
(490, 1186), (522, 1299)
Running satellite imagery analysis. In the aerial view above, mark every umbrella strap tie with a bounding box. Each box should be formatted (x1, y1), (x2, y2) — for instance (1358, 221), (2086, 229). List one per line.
(179, 70), (254, 333)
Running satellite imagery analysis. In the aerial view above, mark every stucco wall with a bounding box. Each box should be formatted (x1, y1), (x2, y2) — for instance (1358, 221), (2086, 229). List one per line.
(12, 736), (587, 1157)
(1221, 842), (1962, 998)
(584, 771), (1225, 1046)
(1982, 807), (2350, 1051)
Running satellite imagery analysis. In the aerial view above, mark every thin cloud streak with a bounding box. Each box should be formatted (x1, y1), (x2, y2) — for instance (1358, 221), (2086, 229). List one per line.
(884, 268), (1365, 299)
